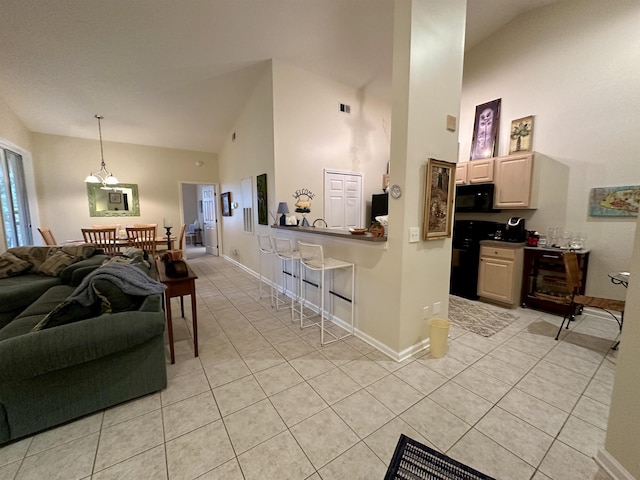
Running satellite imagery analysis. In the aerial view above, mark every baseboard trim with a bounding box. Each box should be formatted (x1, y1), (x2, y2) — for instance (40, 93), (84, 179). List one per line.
(221, 255), (431, 362)
(594, 448), (636, 480)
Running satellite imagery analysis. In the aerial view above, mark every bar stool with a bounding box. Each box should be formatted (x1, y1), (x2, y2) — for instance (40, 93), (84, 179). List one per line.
(298, 241), (354, 346)
(257, 234), (279, 308)
(272, 237), (302, 322)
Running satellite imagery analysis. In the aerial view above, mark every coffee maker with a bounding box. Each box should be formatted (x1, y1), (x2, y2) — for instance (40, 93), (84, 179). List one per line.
(504, 217), (526, 242)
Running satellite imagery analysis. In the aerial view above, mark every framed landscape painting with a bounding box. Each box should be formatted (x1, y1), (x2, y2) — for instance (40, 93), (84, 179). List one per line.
(470, 98), (501, 160)
(423, 158), (455, 240)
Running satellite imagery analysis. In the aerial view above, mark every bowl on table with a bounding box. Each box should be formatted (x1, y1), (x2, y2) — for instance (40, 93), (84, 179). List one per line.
(349, 228), (368, 235)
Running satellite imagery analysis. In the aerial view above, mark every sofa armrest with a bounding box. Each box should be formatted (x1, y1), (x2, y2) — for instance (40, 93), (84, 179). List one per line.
(0, 311), (165, 382)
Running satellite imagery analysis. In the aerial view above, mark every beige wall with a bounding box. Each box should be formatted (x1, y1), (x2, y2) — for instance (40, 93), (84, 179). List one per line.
(217, 62), (275, 271)
(0, 98), (35, 251)
(272, 60), (391, 220)
(459, 0), (640, 300)
(31, 133), (217, 244)
(603, 213), (640, 478)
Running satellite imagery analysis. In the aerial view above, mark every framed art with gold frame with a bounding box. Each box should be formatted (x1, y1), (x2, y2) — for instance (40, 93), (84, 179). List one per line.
(423, 158), (455, 240)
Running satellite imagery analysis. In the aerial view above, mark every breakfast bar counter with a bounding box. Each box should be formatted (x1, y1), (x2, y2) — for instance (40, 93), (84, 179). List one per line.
(271, 225), (387, 242)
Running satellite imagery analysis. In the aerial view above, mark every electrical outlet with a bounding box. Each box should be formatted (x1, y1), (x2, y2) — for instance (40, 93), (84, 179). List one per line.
(433, 302), (441, 314)
(422, 306), (429, 319)
(409, 227), (419, 243)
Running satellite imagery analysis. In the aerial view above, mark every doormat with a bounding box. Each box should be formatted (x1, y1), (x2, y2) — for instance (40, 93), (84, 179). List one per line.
(448, 295), (519, 337)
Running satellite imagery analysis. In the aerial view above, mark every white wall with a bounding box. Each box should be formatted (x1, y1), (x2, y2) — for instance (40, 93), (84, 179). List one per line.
(272, 60), (391, 223)
(459, 0), (640, 299)
(31, 133), (217, 243)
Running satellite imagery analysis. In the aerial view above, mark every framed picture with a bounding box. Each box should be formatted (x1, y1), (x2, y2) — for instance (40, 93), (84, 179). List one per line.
(256, 173), (268, 225)
(423, 158), (455, 240)
(470, 98), (501, 160)
(589, 186), (640, 217)
(108, 192), (122, 203)
(509, 115), (534, 154)
(221, 192), (231, 217)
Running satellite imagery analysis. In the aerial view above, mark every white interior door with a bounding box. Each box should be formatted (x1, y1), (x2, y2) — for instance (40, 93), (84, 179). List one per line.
(200, 184), (219, 256)
(324, 170), (363, 229)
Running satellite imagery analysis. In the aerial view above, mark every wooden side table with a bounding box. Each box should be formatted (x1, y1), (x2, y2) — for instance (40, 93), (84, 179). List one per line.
(156, 258), (198, 364)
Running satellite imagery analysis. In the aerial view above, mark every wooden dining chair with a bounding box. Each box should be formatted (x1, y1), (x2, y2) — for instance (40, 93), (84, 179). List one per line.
(126, 226), (157, 258)
(555, 251), (625, 348)
(177, 224), (186, 251)
(82, 228), (119, 254)
(37, 227), (57, 245)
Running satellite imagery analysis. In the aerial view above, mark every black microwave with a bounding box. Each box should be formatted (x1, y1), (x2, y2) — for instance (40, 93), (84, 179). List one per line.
(455, 184), (500, 213)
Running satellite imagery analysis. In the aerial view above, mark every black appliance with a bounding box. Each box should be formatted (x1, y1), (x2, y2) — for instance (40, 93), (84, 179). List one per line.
(454, 184), (500, 213)
(371, 193), (388, 225)
(504, 216), (527, 242)
(450, 220), (503, 300)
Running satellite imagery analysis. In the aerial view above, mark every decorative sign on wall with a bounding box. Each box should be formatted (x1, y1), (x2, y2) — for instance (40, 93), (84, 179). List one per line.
(256, 173), (268, 225)
(293, 188), (315, 226)
(589, 186), (640, 217)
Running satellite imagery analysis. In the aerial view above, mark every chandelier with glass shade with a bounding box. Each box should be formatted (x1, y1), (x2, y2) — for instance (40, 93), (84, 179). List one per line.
(84, 114), (119, 187)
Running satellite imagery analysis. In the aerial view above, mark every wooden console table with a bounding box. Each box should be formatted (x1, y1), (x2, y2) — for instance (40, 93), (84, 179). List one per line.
(156, 259), (198, 364)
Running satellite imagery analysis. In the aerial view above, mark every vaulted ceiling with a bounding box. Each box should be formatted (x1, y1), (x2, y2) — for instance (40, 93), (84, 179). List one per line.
(0, 0), (558, 154)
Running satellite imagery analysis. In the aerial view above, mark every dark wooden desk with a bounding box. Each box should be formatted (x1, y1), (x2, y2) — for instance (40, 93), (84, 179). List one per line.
(156, 259), (198, 364)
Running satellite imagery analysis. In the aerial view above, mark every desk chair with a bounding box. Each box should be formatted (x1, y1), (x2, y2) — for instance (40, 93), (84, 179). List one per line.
(298, 241), (354, 346)
(555, 251), (625, 348)
(82, 228), (118, 254)
(272, 237), (302, 322)
(126, 226), (157, 259)
(38, 227), (57, 245)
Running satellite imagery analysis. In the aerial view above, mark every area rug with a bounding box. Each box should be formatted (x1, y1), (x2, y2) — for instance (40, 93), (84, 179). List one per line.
(448, 295), (519, 337)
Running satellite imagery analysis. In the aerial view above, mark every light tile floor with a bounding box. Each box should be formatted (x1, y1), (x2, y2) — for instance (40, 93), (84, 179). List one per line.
(0, 255), (620, 480)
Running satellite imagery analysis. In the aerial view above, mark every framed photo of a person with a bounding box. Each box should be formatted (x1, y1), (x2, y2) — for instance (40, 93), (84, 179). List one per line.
(221, 192), (231, 217)
(423, 158), (455, 240)
(470, 98), (501, 160)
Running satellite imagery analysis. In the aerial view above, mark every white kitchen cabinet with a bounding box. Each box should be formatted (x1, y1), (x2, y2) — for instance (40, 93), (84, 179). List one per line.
(477, 242), (523, 306)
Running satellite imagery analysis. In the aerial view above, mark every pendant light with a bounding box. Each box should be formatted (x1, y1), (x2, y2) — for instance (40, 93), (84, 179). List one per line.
(84, 114), (119, 187)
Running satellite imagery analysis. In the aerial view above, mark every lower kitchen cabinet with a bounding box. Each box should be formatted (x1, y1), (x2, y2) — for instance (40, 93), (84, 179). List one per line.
(520, 246), (590, 315)
(477, 241), (524, 307)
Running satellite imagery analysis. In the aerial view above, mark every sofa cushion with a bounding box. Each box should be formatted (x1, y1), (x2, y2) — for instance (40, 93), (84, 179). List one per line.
(31, 300), (101, 332)
(7, 246), (54, 271)
(37, 251), (77, 276)
(59, 254), (109, 286)
(91, 279), (145, 313)
(0, 252), (33, 278)
(0, 274), (61, 328)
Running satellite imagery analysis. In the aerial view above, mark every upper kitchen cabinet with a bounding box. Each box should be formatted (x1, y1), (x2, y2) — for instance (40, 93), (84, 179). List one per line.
(455, 159), (494, 185)
(493, 153), (569, 210)
(493, 153), (533, 208)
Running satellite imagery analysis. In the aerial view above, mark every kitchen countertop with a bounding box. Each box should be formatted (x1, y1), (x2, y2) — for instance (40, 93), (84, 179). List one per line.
(524, 245), (590, 254)
(271, 224), (387, 242)
(480, 240), (526, 248)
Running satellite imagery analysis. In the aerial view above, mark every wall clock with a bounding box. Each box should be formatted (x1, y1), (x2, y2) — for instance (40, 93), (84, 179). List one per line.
(390, 184), (402, 199)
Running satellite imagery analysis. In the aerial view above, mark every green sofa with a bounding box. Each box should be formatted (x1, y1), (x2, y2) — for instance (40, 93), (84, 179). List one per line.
(0, 246), (167, 444)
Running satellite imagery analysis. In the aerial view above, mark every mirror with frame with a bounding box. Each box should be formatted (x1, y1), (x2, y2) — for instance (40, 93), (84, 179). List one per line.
(87, 183), (140, 217)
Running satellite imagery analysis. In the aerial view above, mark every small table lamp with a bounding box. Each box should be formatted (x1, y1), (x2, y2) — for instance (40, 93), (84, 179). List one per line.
(277, 202), (290, 225)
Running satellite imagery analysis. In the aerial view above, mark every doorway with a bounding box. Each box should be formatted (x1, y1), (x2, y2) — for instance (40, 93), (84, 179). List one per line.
(180, 182), (219, 258)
